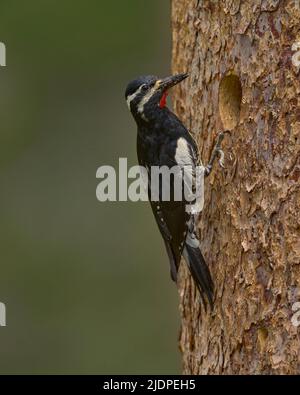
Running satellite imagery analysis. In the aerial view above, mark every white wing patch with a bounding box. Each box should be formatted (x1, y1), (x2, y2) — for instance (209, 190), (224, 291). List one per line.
(175, 137), (195, 203)
(175, 137), (193, 166)
(175, 137), (205, 215)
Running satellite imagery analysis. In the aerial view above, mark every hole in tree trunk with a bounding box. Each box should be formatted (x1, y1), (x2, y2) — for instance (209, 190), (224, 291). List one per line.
(218, 74), (242, 130)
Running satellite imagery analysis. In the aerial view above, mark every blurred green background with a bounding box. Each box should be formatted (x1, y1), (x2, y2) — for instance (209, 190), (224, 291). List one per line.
(0, 1), (181, 374)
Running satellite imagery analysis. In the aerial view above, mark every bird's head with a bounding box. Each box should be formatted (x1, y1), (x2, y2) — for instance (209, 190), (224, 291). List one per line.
(125, 73), (189, 123)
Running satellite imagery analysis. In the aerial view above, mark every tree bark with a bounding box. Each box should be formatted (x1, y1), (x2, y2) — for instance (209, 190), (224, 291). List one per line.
(171, 0), (300, 374)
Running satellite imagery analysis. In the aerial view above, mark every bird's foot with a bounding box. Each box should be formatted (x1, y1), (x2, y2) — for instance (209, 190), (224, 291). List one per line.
(205, 130), (230, 177)
(218, 148), (225, 168)
(204, 164), (212, 176)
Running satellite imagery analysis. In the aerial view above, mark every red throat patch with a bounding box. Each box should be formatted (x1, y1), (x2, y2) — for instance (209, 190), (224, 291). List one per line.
(159, 91), (168, 108)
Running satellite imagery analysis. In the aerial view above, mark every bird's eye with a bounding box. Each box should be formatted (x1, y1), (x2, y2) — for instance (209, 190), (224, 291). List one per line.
(142, 84), (149, 91)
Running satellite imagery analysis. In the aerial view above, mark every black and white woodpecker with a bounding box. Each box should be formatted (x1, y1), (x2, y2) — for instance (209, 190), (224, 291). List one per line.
(125, 73), (227, 309)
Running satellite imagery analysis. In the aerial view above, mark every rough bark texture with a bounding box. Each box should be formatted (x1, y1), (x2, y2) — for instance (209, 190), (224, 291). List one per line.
(171, 0), (300, 374)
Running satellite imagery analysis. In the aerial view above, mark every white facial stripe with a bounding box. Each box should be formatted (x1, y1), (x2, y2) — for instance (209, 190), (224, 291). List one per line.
(126, 85), (144, 110)
(137, 80), (160, 121)
(137, 88), (155, 120)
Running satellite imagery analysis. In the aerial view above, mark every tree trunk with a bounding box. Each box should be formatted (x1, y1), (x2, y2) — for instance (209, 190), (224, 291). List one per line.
(171, 0), (300, 374)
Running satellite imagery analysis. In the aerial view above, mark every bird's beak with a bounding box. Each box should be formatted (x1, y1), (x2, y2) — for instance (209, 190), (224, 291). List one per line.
(157, 73), (189, 91)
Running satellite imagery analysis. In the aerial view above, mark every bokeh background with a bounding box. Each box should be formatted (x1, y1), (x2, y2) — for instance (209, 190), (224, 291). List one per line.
(0, 1), (181, 374)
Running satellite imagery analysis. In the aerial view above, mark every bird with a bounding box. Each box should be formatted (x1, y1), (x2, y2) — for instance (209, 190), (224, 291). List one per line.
(125, 73), (226, 309)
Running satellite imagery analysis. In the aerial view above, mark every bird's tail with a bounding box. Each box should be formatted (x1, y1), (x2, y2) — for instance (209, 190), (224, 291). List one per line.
(183, 244), (214, 310)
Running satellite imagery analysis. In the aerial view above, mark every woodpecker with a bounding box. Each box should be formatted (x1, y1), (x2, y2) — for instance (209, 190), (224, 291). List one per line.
(125, 73), (226, 309)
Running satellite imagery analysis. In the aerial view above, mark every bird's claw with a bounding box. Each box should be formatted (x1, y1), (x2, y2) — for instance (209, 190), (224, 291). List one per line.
(218, 149), (225, 168)
(205, 130), (229, 177)
(215, 131), (229, 169)
(204, 164), (212, 176)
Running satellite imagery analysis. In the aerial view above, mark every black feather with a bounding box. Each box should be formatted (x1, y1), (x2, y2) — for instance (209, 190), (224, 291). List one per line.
(183, 245), (214, 310)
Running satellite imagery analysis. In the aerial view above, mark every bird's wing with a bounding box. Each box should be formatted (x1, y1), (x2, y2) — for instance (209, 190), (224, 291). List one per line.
(149, 136), (198, 280)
